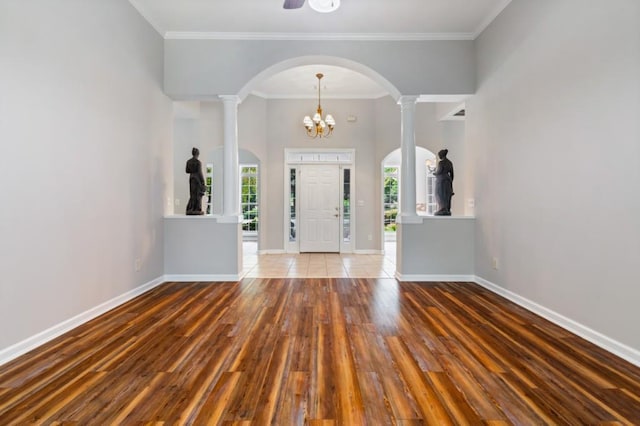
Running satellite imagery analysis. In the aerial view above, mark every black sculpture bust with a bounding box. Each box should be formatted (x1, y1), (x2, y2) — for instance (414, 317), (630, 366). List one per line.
(434, 149), (454, 216)
(185, 147), (205, 215)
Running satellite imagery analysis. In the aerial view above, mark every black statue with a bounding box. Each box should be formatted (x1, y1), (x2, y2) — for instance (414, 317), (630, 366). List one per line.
(434, 149), (454, 216)
(185, 147), (206, 215)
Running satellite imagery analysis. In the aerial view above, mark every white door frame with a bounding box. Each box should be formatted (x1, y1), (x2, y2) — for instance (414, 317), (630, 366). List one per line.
(284, 148), (355, 253)
(299, 164), (340, 252)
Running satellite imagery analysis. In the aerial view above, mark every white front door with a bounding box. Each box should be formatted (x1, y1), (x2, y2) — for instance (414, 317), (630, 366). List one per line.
(299, 164), (340, 252)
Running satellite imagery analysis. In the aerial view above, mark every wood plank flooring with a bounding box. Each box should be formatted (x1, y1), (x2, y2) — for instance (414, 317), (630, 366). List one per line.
(1, 278), (640, 424)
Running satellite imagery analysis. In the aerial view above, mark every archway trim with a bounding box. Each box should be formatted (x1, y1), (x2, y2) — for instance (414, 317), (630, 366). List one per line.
(237, 55), (402, 102)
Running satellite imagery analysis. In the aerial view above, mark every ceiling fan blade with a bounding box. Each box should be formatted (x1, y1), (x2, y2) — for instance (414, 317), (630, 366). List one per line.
(283, 0), (305, 9)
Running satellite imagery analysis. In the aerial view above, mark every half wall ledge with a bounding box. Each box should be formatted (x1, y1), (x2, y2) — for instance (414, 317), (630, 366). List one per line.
(396, 216), (475, 280)
(164, 215), (242, 280)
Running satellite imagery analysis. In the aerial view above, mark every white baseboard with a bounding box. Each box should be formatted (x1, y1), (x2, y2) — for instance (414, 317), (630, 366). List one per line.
(257, 249), (385, 255)
(164, 274), (240, 282)
(0, 276), (165, 367)
(354, 249), (385, 255)
(395, 273), (475, 282)
(474, 276), (640, 368)
(5, 272), (636, 371)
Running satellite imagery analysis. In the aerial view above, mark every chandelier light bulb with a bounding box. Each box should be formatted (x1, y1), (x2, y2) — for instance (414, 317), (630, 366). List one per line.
(303, 73), (335, 139)
(325, 114), (335, 126)
(302, 73), (336, 139)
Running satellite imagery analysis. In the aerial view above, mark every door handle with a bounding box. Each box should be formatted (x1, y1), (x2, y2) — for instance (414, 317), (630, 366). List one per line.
(334, 214), (339, 218)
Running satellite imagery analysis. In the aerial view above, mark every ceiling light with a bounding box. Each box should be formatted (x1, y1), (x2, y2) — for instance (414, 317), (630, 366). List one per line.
(303, 73), (335, 139)
(308, 0), (340, 13)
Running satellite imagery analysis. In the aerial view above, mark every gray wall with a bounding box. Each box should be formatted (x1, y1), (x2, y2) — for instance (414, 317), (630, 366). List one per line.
(164, 218), (241, 276)
(0, 0), (172, 350)
(172, 96), (467, 252)
(266, 98), (379, 250)
(468, 0), (640, 349)
(164, 39), (475, 99)
(397, 218), (475, 277)
(173, 102), (224, 212)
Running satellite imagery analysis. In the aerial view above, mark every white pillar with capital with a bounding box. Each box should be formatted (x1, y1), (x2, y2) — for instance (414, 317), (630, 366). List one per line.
(221, 95), (241, 220)
(398, 95), (419, 221)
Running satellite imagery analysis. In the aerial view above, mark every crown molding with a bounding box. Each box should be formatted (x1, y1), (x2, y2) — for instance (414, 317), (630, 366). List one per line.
(164, 31), (476, 41)
(129, 0), (509, 41)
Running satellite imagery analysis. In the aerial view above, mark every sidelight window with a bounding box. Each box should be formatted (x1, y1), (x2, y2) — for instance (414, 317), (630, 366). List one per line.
(343, 168), (351, 242)
(289, 168), (297, 242)
(241, 166), (258, 234)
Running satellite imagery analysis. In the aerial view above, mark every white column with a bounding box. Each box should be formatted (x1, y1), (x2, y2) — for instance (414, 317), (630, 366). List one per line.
(398, 95), (419, 219)
(221, 95), (240, 218)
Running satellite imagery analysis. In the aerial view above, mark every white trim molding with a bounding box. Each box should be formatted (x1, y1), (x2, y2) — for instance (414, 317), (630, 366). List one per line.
(0, 276), (166, 367)
(395, 215), (424, 224)
(217, 215), (244, 224)
(164, 32), (475, 41)
(164, 274), (241, 282)
(395, 273), (475, 282)
(284, 148), (356, 254)
(474, 276), (640, 368)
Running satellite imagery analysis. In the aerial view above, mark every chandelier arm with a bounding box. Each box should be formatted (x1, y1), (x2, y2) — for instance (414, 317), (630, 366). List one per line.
(304, 72), (333, 139)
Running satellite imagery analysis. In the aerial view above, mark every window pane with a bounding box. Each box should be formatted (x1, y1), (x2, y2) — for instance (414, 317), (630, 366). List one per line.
(205, 164), (213, 215)
(427, 166), (436, 215)
(383, 167), (398, 233)
(289, 168), (296, 242)
(241, 166), (259, 233)
(343, 168), (351, 242)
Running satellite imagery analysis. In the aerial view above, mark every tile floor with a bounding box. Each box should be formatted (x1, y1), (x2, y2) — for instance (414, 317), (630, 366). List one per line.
(242, 242), (397, 278)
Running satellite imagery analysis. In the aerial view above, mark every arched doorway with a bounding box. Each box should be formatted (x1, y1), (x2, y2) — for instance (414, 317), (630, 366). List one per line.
(175, 55), (406, 275)
(232, 56), (403, 260)
(381, 147), (436, 253)
(237, 55), (401, 103)
(208, 147), (262, 248)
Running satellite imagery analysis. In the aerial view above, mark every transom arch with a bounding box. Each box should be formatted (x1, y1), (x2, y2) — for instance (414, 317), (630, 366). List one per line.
(382, 146), (436, 166)
(236, 55), (402, 102)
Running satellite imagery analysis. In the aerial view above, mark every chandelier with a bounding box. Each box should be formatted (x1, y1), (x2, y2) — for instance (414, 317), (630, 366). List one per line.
(303, 73), (335, 139)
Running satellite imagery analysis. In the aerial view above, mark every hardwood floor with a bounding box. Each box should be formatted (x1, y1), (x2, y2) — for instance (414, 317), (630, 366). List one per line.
(1, 278), (639, 424)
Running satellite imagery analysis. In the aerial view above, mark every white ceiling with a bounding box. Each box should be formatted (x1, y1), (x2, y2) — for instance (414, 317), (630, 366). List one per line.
(130, 0), (511, 99)
(252, 65), (388, 99)
(129, 0), (511, 39)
